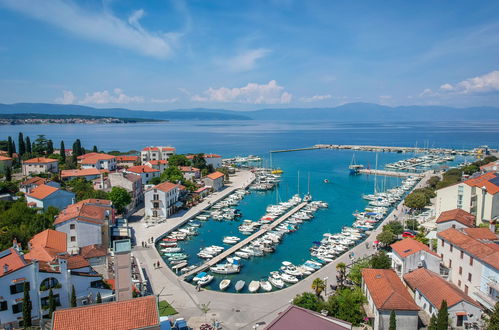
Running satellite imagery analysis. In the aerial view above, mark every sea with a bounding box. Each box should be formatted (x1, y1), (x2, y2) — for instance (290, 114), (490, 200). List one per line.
(3, 120), (499, 293)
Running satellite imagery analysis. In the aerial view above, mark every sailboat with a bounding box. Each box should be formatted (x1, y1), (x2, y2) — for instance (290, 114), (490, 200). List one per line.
(349, 154), (364, 175)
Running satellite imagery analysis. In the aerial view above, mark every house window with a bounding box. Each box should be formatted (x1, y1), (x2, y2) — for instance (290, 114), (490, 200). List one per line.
(449, 259), (452, 268)
(450, 244), (453, 252)
(464, 285), (468, 294)
(468, 273), (472, 282)
(40, 277), (59, 291)
(458, 267), (462, 275)
(153, 203), (159, 209)
(70, 224), (75, 230)
(429, 305), (432, 313)
(12, 302), (23, 314)
(458, 280), (461, 287)
(41, 294), (61, 308)
(457, 315), (464, 327)
(10, 282), (29, 295)
(70, 236), (76, 242)
(460, 251), (463, 259)
(153, 211), (158, 217)
(0, 301), (7, 311)
(441, 239), (444, 247)
(470, 257), (473, 266)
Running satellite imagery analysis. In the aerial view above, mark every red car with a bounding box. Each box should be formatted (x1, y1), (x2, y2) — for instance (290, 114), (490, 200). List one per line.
(402, 231), (417, 238)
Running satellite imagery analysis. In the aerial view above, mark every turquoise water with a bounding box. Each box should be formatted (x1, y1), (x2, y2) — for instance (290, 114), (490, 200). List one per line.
(163, 149), (464, 293)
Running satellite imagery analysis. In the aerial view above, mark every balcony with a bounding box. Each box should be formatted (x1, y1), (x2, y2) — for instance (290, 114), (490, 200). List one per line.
(439, 263), (450, 279)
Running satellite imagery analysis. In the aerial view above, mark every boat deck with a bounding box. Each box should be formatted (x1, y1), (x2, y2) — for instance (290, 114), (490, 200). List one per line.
(180, 202), (308, 279)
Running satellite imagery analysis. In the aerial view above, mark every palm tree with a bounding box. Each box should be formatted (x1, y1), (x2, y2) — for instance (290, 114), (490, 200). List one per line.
(311, 278), (326, 299)
(336, 262), (347, 289)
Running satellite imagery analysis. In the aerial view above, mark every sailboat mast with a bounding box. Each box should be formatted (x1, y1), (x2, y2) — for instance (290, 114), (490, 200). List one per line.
(297, 171), (300, 195)
(374, 153), (378, 194)
(307, 172), (310, 195)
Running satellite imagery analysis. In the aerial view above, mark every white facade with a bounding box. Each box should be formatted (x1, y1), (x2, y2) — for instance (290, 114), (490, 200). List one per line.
(22, 160), (59, 176)
(144, 184), (179, 219)
(390, 250), (440, 277)
(140, 147), (175, 164)
(80, 157), (117, 171)
(204, 155), (222, 169)
(26, 189), (75, 211)
(436, 219), (471, 233)
(476, 263), (499, 310)
(55, 220), (105, 255)
(125, 168), (160, 185)
(108, 172), (144, 208)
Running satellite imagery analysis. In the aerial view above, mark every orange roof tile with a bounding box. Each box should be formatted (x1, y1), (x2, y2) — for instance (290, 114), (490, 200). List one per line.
(54, 199), (112, 226)
(142, 147), (160, 151)
(60, 255), (90, 269)
(29, 229), (67, 252)
(78, 153), (116, 165)
(24, 157), (58, 164)
(206, 171), (224, 180)
(204, 154), (221, 158)
(61, 168), (101, 178)
(436, 209), (475, 228)
(438, 228), (499, 269)
(26, 184), (59, 200)
(362, 268), (419, 311)
(480, 161), (499, 171)
(147, 160), (168, 165)
(463, 228), (498, 240)
(391, 238), (439, 258)
(52, 296), (159, 330)
(0, 248), (28, 277)
(180, 166), (200, 172)
(464, 172), (499, 195)
(127, 165), (160, 174)
(21, 176), (47, 186)
(154, 181), (179, 193)
(116, 155), (138, 162)
(404, 268), (480, 309)
(161, 147), (175, 151)
(0, 155), (12, 161)
(80, 244), (107, 259)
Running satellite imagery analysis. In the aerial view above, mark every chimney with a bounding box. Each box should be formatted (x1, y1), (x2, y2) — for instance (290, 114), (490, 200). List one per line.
(490, 220), (496, 233)
(12, 238), (18, 249)
(3, 264), (8, 273)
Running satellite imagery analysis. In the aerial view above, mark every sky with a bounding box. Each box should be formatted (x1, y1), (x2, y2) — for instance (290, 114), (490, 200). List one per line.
(0, 0), (499, 110)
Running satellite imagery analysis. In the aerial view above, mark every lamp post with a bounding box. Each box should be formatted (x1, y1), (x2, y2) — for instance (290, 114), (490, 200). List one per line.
(481, 186), (487, 224)
(323, 277), (328, 297)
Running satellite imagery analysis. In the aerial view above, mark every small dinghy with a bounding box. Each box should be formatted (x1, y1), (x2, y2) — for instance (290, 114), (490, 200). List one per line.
(248, 280), (260, 293)
(235, 280), (245, 292)
(219, 279), (231, 291)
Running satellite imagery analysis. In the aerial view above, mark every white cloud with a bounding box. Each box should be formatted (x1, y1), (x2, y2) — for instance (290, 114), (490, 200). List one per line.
(55, 90), (76, 104)
(438, 70), (499, 94)
(79, 88), (144, 104)
(300, 94), (332, 102)
(0, 0), (175, 59)
(226, 48), (271, 72)
(193, 80), (292, 104)
(150, 97), (178, 104)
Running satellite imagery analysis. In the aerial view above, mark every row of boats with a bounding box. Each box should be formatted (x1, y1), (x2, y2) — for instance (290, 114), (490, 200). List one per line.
(384, 154), (454, 171)
(249, 169), (282, 191)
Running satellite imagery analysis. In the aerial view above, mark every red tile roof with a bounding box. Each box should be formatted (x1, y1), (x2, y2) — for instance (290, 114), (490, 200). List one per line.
(154, 181), (179, 193)
(21, 176), (47, 186)
(127, 165), (160, 174)
(61, 168), (101, 178)
(161, 147), (175, 151)
(464, 172), (499, 195)
(204, 154), (221, 158)
(438, 228), (499, 269)
(52, 295), (159, 330)
(206, 171), (224, 180)
(116, 155), (139, 162)
(80, 244), (107, 259)
(24, 157), (58, 164)
(61, 255), (90, 269)
(391, 238), (439, 258)
(463, 227), (498, 240)
(362, 268), (419, 311)
(404, 268), (480, 309)
(265, 305), (351, 330)
(142, 147), (159, 151)
(436, 209), (475, 228)
(0, 155), (12, 161)
(180, 166), (200, 172)
(78, 153), (116, 165)
(24, 229), (67, 262)
(147, 160), (168, 165)
(26, 184), (59, 200)
(480, 161), (499, 171)
(0, 248), (28, 277)
(54, 199), (113, 226)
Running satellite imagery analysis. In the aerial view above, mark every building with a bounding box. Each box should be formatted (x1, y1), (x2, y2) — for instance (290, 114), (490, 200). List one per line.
(144, 181), (180, 219)
(436, 208), (476, 232)
(437, 227), (499, 310)
(390, 238), (440, 277)
(108, 172), (144, 208)
(22, 157), (59, 176)
(116, 155), (139, 168)
(144, 160), (168, 172)
(0, 247), (112, 328)
(180, 166), (200, 181)
(80, 244), (107, 268)
(125, 165), (160, 185)
(24, 229), (67, 262)
(361, 268), (420, 330)
(140, 146), (175, 163)
(26, 184), (76, 211)
(54, 199), (114, 254)
(264, 305), (351, 330)
(404, 268), (482, 328)
(77, 153), (117, 171)
(61, 168), (102, 181)
(480, 160), (499, 173)
(187, 153), (222, 169)
(51, 295), (160, 330)
(204, 171), (225, 191)
(54, 149), (73, 156)
(435, 172), (499, 225)
(20, 176), (47, 193)
(0, 155), (12, 174)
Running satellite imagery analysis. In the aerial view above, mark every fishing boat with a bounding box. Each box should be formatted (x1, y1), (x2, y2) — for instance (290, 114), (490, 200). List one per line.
(198, 274), (214, 286)
(323, 179), (329, 183)
(219, 279), (231, 291)
(248, 281), (260, 293)
(235, 280), (245, 292)
(260, 280), (272, 292)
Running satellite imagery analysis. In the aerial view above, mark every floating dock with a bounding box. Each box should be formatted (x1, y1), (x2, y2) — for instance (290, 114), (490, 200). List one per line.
(358, 169), (424, 178)
(180, 202), (308, 279)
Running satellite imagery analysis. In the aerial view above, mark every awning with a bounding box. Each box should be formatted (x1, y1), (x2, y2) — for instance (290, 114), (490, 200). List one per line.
(455, 311), (467, 316)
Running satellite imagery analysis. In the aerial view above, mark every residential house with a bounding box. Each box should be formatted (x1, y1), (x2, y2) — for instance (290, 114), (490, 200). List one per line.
(437, 227), (499, 310)
(20, 176), (47, 193)
(480, 160), (499, 173)
(187, 153), (222, 169)
(140, 146), (175, 164)
(144, 181), (180, 219)
(116, 155), (139, 168)
(404, 268), (482, 328)
(54, 199), (114, 254)
(125, 165), (160, 185)
(24, 229), (67, 262)
(108, 172), (144, 208)
(60, 168), (102, 181)
(435, 172), (499, 225)
(390, 238), (440, 277)
(361, 268), (420, 330)
(204, 171), (225, 191)
(26, 184), (75, 211)
(264, 305), (351, 330)
(22, 157), (59, 176)
(0, 155), (12, 174)
(80, 244), (107, 268)
(144, 160), (168, 172)
(180, 166), (200, 181)
(77, 153), (117, 171)
(54, 149), (73, 156)
(92, 176), (111, 191)
(51, 295), (160, 330)
(436, 208), (476, 232)
(0, 247), (112, 328)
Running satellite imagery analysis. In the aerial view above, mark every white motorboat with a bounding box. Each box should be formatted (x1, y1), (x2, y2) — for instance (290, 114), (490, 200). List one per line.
(210, 263), (240, 274)
(281, 261), (302, 277)
(260, 280), (272, 292)
(280, 273), (299, 284)
(161, 247), (181, 253)
(248, 280), (260, 293)
(198, 275), (214, 286)
(219, 279), (231, 291)
(235, 280), (245, 292)
(235, 251), (250, 259)
(268, 272), (285, 289)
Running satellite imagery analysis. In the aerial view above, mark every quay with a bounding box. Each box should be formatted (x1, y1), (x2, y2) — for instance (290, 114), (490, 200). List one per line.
(358, 169), (424, 178)
(180, 202), (308, 279)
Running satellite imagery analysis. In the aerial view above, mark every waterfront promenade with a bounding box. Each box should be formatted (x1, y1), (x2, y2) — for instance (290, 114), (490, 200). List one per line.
(131, 170), (433, 329)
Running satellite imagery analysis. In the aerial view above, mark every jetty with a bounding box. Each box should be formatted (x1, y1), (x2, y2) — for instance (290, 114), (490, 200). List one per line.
(358, 169), (424, 178)
(270, 147), (320, 153)
(180, 201), (308, 279)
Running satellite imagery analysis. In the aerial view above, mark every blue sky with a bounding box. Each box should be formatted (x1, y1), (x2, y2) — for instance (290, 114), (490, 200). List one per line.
(1, 0), (499, 110)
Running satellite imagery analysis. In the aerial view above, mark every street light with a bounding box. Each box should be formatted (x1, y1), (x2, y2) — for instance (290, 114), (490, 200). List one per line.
(323, 277), (328, 296)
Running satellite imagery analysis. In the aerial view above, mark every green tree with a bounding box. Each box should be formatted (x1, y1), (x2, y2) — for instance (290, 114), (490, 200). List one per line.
(384, 221), (404, 235)
(404, 191), (428, 210)
(92, 145), (98, 153)
(67, 178), (109, 201)
(324, 287), (366, 326)
(347, 258), (371, 285)
(192, 154), (207, 170)
(336, 262), (347, 289)
(60, 140), (66, 163)
(5, 166), (12, 182)
(71, 285), (77, 307)
(7, 136), (13, 157)
(160, 166), (184, 184)
(33, 134), (49, 155)
(292, 292), (322, 311)
(427, 176), (440, 189)
(108, 187), (131, 213)
(376, 230), (397, 246)
(370, 251), (391, 269)
(487, 301), (499, 330)
(462, 164), (479, 175)
(18, 132), (25, 156)
(47, 140), (54, 155)
(48, 288), (56, 318)
(405, 219), (419, 231)
(389, 310), (396, 330)
(311, 278), (326, 299)
(25, 136), (32, 154)
(428, 314), (437, 330)
(167, 154), (190, 167)
(96, 292), (102, 304)
(436, 300), (449, 330)
(22, 282), (32, 328)
(149, 177), (161, 185)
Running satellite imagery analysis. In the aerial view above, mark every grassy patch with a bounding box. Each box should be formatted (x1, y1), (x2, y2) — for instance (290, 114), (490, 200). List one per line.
(158, 300), (178, 316)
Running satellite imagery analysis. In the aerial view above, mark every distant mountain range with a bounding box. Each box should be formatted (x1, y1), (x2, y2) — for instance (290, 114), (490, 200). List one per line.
(1, 102), (498, 122)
